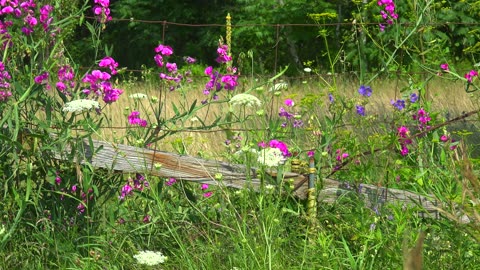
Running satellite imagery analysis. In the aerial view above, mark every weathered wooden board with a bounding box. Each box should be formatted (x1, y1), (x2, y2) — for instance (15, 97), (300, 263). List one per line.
(55, 138), (469, 223)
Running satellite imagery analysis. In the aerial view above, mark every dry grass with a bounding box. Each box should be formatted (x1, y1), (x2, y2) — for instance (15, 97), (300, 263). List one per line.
(93, 75), (479, 158)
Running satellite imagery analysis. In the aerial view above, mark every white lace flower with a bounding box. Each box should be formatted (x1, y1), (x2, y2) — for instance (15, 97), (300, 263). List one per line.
(257, 147), (286, 167)
(129, 93), (148, 99)
(229, 93), (262, 107)
(62, 99), (100, 113)
(134, 250), (167, 266)
(304, 67), (312, 73)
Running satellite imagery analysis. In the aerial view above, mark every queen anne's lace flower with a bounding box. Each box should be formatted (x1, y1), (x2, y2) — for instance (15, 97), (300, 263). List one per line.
(257, 147), (286, 167)
(129, 93), (148, 99)
(133, 250), (167, 266)
(229, 93), (262, 107)
(62, 99), (100, 113)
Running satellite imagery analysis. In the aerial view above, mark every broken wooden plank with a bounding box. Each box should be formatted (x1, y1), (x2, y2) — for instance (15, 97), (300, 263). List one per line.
(54, 138), (469, 223)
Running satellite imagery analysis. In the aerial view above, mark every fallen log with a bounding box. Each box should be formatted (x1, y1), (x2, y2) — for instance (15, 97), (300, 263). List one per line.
(54, 138), (469, 223)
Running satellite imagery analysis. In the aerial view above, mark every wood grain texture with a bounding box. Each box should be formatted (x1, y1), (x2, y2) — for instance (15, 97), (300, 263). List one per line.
(54, 138), (469, 223)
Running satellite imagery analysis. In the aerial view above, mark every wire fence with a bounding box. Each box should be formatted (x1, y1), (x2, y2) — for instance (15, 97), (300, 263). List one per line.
(81, 16), (480, 78)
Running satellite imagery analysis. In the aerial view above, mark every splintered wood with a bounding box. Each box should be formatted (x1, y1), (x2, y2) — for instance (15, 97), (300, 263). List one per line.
(55, 138), (469, 223)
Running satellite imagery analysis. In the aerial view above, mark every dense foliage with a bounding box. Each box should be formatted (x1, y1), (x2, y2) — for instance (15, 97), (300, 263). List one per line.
(64, 0), (480, 77)
(0, 0), (479, 269)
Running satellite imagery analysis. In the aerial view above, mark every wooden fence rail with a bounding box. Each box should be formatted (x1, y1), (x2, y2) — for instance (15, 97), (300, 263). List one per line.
(55, 138), (470, 223)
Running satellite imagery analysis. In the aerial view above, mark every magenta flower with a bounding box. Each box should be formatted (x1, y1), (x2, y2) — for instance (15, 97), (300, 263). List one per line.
(166, 62), (177, 73)
(99, 56), (119, 75)
(34, 72), (49, 84)
(165, 178), (176, 186)
(269, 139), (290, 157)
(93, 0), (112, 23)
(155, 44), (173, 56)
(128, 111), (147, 127)
(440, 63), (449, 71)
(307, 151), (315, 158)
(440, 135), (449, 142)
(203, 191), (213, 198)
(215, 44), (232, 63)
(201, 183), (209, 190)
(204, 66), (213, 76)
(221, 74), (238, 90)
(465, 70), (478, 83)
(284, 99), (295, 107)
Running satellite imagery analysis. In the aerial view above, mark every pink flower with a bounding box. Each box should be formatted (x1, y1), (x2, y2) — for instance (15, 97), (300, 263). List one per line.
(201, 183), (209, 190)
(99, 56), (119, 75)
(284, 99), (295, 107)
(155, 44), (173, 56)
(203, 191), (213, 198)
(440, 135), (449, 142)
(128, 111), (147, 127)
(465, 70), (478, 83)
(307, 151), (315, 157)
(165, 178), (176, 186)
(204, 66), (213, 76)
(440, 63), (449, 71)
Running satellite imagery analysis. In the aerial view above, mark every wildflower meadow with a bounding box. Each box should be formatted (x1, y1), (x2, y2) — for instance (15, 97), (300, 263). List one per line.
(0, 0), (479, 269)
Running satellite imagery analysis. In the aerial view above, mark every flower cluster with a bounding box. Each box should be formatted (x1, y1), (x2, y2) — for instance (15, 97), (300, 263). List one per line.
(62, 99), (100, 113)
(356, 85), (372, 116)
(134, 250), (167, 266)
(93, 0), (112, 23)
(440, 134), (457, 150)
(229, 93), (262, 107)
(154, 44), (185, 91)
(412, 108), (431, 130)
(128, 111), (147, 127)
(465, 70), (478, 83)
(0, 2), (57, 45)
(278, 99), (303, 128)
(74, 186), (95, 214)
(119, 174), (149, 200)
(0, 62), (11, 102)
(257, 140), (291, 167)
(397, 125), (412, 156)
(391, 99), (405, 111)
(56, 65), (75, 94)
(378, 0), (398, 31)
(335, 149), (349, 162)
(82, 56), (123, 104)
(165, 177), (176, 186)
(358, 85), (372, 97)
(202, 44), (238, 103)
(201, 183), (213, 198)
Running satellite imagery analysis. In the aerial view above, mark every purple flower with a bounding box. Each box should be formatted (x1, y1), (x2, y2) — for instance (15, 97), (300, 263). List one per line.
(184, 56), (196, 64)
(328, 93), (334, 103)
(391, 99), (405, 110)
(358, 85), (372, 97)
(307, 151), (315, 158)
(410, 93), (418, 103)
(201, 183), (209, 190)
(356, 105), (365, 116)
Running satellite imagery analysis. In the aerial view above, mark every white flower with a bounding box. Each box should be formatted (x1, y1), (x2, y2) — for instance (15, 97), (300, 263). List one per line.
(304, 67), (312, 73)
(134, 250), (167, 266)
(0, 225), (5, 236)
(269, 81), (288, 92)
(129, 93), (148, 99)
(257, 148), (286, 167)
(229, 93), (262, 107)
(62, 99), (100, 113)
